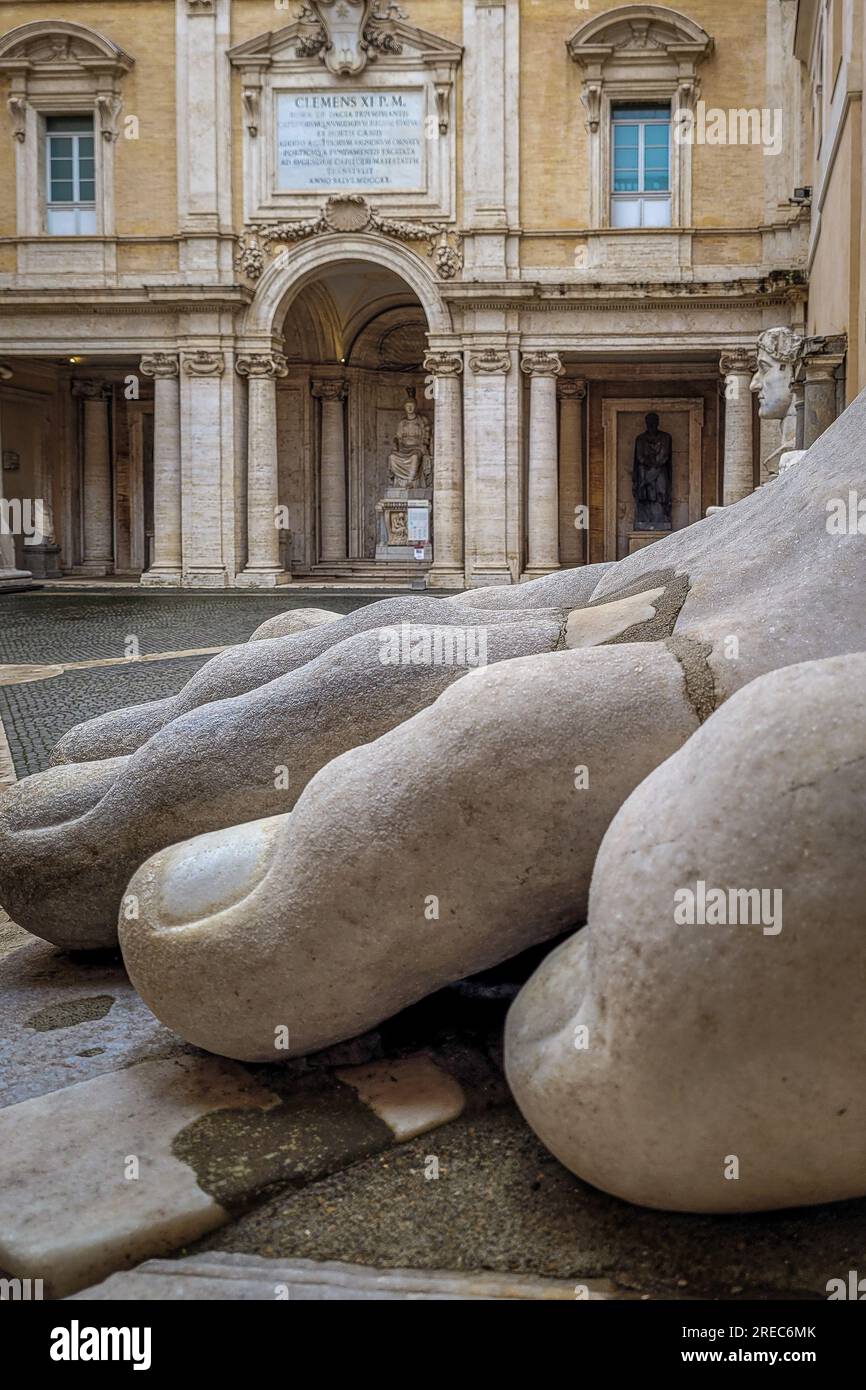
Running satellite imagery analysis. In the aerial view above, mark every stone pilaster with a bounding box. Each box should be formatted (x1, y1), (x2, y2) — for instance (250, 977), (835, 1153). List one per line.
(521, 352), (563, 579)
(424, 350), (465, 590)
(312, 379), (349, 564)
(463, 0), (510, 277)
(139, 354), (182, 586)
(720, 351), (757, 506)
(176, 0), (233, 277)
(558, 379), (587, 567)
(235, 353), (289, 586)
(72, 380), (113, 575)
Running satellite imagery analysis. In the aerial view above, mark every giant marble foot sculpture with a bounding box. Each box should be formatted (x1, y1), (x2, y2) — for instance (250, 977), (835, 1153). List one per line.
(0, 615), (578, 949)
(506, 653), (866, 1214)
(119, 643), (699, 1060)
(49, 597), (555, 765)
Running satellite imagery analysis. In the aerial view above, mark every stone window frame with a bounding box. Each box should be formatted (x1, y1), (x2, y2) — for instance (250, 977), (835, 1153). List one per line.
(0, 20), (133, 238)
(566, 4), (713, 232)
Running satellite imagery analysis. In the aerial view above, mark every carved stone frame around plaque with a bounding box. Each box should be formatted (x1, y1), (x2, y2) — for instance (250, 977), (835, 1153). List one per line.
(228, 17), (462, 226)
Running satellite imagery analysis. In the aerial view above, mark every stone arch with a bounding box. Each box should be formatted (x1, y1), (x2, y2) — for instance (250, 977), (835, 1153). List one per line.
(240, 234), (454, 347)
(0, 19), (134, 67)
(567, 4), (713, 56)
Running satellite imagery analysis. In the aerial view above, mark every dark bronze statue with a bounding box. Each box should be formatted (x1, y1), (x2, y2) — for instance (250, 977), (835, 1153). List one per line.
(633, 412), (673, 531)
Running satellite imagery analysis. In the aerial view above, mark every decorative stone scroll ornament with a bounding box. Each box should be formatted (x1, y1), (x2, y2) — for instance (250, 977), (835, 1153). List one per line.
(558, 378), (587, 402)
(71, 379), (112, 400)
(235, 195), (463, 281)
(423, 350), (463, 378)
(311, 378), (349, 402)
(469, 349), (511, 376)
(720, 349), (759, 380)
(296, 2), (406, 75)
(520, 352), (563, 379)
(236, 353), (289, 380)
(140, 353), (179, 380)
(181, 351), (225, 377)
(6, 97), (26, 143)
(95, 93), (123, 142)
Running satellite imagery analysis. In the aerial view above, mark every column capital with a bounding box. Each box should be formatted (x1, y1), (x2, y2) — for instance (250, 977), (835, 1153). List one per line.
(521, 351), (563, 379)
(468, 348), (511, 376)
(720, 349), (758, 377)
(558, 378), (586, 401)
(423, 350), (464, 378)
(802, 333), (848, 360)
(71, 379), (111, 400)
(799, 335), (847, 383)
(181, 350), (225, 377)
(236, 352), (289, 380)
(311, 378), (348, 401)
(140, 353), (179, 380)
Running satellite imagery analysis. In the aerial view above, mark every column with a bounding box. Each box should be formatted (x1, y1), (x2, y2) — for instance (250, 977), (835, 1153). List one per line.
(72, 380), (113, 574)
(720, 351), (757, 506)
(312, 379), (348, 564)
(179, 350), (228, 587)
(0, 362), (32, 590)
(521, 351), (563, 578)
(464, 347), (513, 587)
(424, 350), (464, 589)
(558, 379), (587, 567)
(236, 352), (289, 587)
(140, 353), (181, 585)
(801, 337), (847, 448)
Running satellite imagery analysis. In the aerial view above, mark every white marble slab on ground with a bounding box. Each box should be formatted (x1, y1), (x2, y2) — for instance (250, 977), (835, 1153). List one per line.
(0, 933), (189, 1107)
(71, 1251), (620, 1300)
(0, 1056), (279, 1298)
(335, 1053), (465, 1141)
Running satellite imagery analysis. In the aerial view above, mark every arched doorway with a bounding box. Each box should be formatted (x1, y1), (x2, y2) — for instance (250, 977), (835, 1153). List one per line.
(278, 261), (432, 580)
(238, 237), (463, 589)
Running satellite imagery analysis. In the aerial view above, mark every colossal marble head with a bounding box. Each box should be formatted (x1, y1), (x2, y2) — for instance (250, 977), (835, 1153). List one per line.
(750, 328), (804, 420)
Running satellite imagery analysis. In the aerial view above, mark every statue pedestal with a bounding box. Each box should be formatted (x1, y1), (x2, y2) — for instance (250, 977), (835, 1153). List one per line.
(628, 529), (671, 555)
(25, 543), (62, 579)
(376, 488), (432, 562)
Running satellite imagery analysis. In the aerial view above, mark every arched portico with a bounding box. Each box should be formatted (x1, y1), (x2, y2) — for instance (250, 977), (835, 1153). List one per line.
(233, 236), (464, 588)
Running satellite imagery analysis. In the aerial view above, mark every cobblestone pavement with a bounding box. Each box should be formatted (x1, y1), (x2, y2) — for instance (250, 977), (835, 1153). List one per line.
(0, 589), (376, 777)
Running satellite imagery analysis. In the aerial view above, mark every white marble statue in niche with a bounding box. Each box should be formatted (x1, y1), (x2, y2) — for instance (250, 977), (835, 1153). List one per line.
(388, 396), (432, 490)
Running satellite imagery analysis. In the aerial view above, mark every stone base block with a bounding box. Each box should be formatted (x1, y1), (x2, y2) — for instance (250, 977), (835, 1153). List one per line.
(466, 569), (512, 588)
(181, 570), (230, 589)
(234, 569), (292, 589)
(520, 566), (559, 582)
(24, 545), (62, 579)
(427, 566), (466, 591)
(140, 567), (183, 588)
